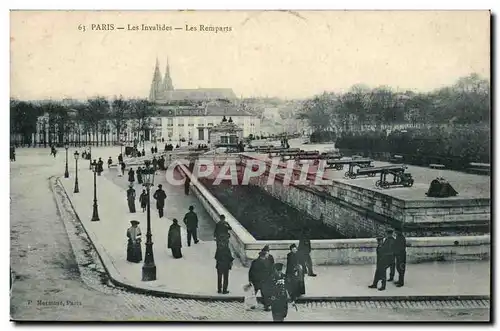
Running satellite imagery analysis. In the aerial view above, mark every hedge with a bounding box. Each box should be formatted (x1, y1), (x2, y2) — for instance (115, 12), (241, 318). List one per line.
(335, 126), (490, 168)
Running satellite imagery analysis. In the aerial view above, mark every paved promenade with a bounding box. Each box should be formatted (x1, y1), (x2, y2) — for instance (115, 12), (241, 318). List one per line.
(58, 165), (490, 299)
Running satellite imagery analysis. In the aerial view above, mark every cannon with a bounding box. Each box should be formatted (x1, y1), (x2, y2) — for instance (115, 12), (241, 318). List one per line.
(374, 167), (414, 189)
(326, 158), (373, 173)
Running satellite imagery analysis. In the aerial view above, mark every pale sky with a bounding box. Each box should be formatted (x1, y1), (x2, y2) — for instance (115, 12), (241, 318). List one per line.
(10, 10), (490, 100)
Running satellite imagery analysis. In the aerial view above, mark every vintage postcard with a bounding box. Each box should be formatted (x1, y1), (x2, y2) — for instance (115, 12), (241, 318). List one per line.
(9, 10), (491, 322)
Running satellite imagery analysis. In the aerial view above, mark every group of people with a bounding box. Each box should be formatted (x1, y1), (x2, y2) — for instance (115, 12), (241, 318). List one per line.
(280, 138), (290, 149)
(243, 240), (314, 322)
(369, 229), (406, 290)
(125, 205), (201, 261)
(126, 182), (167, 217)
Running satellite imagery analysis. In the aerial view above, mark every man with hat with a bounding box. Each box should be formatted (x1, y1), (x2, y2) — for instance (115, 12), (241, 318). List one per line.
(384, 229), (396, 282)
(183, 206), (199, 246)
(286, 243), (305, 302)
(369, 230), (396, 291)
(368, 237), (385, 289)
(298, 230), (317, 277)
(153, 184), (167, 218)
(393, 229), (407, 287)
(262, 245), (275, 264)
(215, 244), (234, 294)
(249, 250), (273, 311)
(214, 214), (232, 248)
(126, 220), (142, 263)
(269, 263), (291, 322)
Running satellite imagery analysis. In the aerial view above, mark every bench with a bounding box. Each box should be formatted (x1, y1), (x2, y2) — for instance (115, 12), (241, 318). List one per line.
(467, 162), (490, 175)
(429, 164), (445, 169)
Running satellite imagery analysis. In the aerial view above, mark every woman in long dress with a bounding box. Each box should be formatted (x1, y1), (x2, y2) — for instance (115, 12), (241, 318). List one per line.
(126, 220), (142, 263)
(137, 167), (143, 184)
(127, 184), (136, 213)
(139, 189), (148, 212)
(128, 168), (135, 184)
(168, 219), (183, 259)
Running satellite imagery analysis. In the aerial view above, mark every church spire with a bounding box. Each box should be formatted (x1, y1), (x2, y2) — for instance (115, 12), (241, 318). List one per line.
(163, 57), (174, 91)
(149, 58), (163, 102)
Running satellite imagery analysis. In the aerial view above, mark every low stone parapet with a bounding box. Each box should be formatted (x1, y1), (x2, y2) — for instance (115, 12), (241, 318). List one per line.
(176, 163), (491, 267)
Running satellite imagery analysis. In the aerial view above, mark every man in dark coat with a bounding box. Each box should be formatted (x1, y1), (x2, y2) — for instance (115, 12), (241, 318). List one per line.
(10, 146), (15, 162)
(184, 175), (191, 195)
(286, 244), (305, 302)
(298, 232), (317, 277)
(393, 229), (407, 287)
(126, 184), (136, 213)
(215, 245), (234, 294)
(262, 245), (275, 264)
(368, 237), (385, 289)
(214, 214), (232, 248)
(120, 161), (126, 176)
(372, 231), (396, 291)
(168, 219), (182, 259)
(249, 250), (273, 311)
(107, 157), (112, 168)
(183, 206), (199, 246)
(152, 156), (158, 173)
(270, 263), (291, 322)
(154, 146), (158, 154)
(128, 168), (135, 184)
(118, 153), (123, 164)
(159, 155), (166, 170)
(151, 146), (154, 154)
(153, 184), (167, 218)
(136, 166), (143, 184)
(97, 158), (104, 175)
(385, 229), (396, 282)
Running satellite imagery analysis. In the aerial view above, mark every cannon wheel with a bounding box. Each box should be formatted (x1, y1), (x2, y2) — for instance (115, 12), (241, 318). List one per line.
(375, 180), (381, 188)
(380, 181), (389, 189)
(344, 172), (351, 178)
(336, 164), (343, 170)
(369, 172), (376, 177)
(349, 173), (357, 179)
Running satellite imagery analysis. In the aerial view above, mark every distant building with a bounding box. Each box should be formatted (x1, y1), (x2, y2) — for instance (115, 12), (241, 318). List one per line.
(149, 58), (237, 103)
(208, 116), (244, 148)
(28, 58), (261, 146)
(148, 58), (260, 143)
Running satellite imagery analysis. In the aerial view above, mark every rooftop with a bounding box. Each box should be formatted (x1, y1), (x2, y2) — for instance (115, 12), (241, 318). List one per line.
(156, 88), (237, 102)
(154, 102), (254, 117)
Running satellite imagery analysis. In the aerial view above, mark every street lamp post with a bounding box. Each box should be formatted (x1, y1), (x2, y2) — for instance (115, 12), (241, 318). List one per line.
(89, 145), (92, 170)
(142, 160), (156, 281)
(64, 143), (70, 178)
(74, 151), (80, 193)
(90, 160), (100, 222)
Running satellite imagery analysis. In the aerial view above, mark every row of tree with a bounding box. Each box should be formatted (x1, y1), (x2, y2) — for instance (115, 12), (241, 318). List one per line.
(298, 73), (490, 134)
(337, 125), (490, 165)
(10, 97), (157, 147)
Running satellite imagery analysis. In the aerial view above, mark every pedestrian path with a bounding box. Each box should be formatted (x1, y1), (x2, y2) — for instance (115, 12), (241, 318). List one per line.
(58, 167), (490, 299)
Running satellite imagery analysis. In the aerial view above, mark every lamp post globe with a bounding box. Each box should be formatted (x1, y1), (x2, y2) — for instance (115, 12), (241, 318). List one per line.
(91, 160), (100, 222)
(142, 161), (157, 281)
(73, 151), (80, 193)
(64, 143), (70, 178)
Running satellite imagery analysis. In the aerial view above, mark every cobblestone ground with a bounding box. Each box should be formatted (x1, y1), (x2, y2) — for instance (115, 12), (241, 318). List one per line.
(10, 148), (490, 321)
